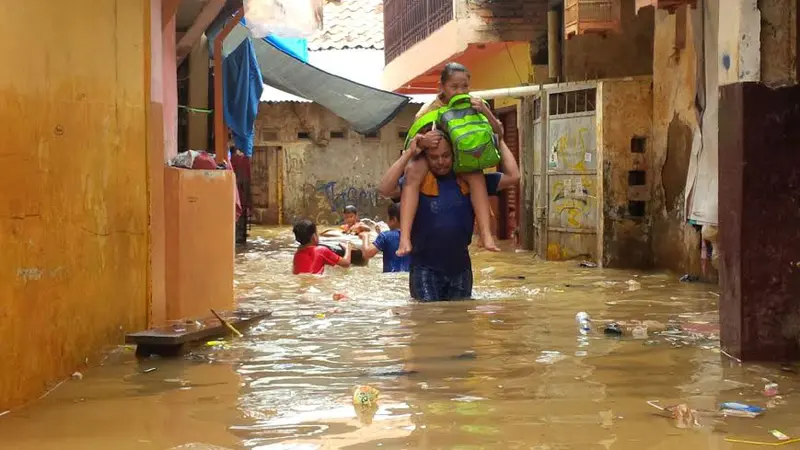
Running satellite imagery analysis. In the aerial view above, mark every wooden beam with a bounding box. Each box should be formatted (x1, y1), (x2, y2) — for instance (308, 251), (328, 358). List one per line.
(162, 0), (181, 24)
(213, 8), (244, 163)
(177, 0), (226, 66)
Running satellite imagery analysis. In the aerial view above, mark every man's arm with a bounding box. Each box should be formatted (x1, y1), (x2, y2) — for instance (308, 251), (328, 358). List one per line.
(361, 233), (381, 260)
(336, 243), (352, 267)
(378, 136), (424, 198)
(494, 139), (521, 192)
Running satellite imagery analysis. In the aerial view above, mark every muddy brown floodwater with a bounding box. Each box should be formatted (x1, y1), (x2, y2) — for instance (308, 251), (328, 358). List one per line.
(2, 226), (799, 450)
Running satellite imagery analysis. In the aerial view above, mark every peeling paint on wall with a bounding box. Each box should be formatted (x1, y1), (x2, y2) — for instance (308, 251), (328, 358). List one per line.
(718, 0), (761, 85)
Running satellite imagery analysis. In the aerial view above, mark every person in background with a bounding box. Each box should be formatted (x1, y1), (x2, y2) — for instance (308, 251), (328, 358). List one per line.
(341, 205), (371, 235)
(293, 219), (352, 275)
(361, 202), (411, 273)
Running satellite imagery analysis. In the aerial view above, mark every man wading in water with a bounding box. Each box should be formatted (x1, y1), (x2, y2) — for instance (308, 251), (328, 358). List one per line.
(378, 128), (519, 302)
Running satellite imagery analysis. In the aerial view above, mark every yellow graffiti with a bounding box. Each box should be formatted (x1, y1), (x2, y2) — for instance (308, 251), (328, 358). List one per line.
(550, 176), (594, 229)
(553, 127), (590, 171)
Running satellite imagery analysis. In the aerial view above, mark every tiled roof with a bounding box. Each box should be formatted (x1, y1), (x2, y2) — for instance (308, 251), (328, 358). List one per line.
(308, 0), (384, 51)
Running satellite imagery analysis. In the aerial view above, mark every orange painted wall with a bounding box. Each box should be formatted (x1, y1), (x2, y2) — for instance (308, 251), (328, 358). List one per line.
(164, 168), (236, 320)
(0, 0), (150, 409)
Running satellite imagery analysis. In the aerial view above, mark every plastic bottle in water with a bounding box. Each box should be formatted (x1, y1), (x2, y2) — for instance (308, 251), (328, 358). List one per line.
(575, 312), (591, 334)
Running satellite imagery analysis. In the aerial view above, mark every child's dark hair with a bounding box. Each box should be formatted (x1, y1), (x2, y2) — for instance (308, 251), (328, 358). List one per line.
(343, 205), (358, 214)
(387, 202), (401, 221)
(293, 219), (317, 245)
(441, 62), (470, 83)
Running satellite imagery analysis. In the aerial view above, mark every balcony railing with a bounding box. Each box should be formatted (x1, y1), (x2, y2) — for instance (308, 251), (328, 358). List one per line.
(384, 0), (454, 64)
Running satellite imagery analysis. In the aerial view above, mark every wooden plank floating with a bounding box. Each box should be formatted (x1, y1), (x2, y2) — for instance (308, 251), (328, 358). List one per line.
(126, 309), (271, 357)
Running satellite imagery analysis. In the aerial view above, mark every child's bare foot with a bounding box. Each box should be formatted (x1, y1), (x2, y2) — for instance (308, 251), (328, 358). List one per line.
(479, 235), (500, 252)
(397, 239), (412, 256)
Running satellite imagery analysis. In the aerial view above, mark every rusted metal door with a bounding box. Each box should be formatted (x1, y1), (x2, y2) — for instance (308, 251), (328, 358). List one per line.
(498, 109), (520, 244)
(544, 85), (598, 260)
(251, 146), (284, 225)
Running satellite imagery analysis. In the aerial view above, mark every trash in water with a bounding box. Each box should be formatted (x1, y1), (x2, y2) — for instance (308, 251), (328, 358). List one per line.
(536, 351), (568, 365)
(575, 312), (591, 334)
(333, 293), (348, 301)
(771, 430), (791, 441)
(673, 404), (700, 429)
(632, 326), (648, 340)
(352, 385), (380, 406)
(680, 274), (700, 283)
(142, 367), (157, 374)
(647, 401), (700, 429)
(315, 313), (326, 319)
(626, 280), (641, 291)
(604, 323), (623, 335)
(763, 383), (779, 397)
(579, 260), (598, 268)
(71, 372), (83, 380)
(720, 402), (764, 418)
(767, 395), (787, 409)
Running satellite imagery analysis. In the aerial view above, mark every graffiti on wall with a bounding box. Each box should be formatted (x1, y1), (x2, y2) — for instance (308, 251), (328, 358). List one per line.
(297, 180), (381, 225)
(549, 176), (597, 230)
(285, 151), (305, 174)
(316, 181), (379, 213)
(548, 116), (596, 171)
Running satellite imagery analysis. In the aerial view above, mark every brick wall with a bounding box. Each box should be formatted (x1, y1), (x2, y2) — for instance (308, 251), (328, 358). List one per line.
(459, 0), (549, 42)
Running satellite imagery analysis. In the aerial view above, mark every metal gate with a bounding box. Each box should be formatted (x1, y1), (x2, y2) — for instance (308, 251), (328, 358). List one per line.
(529, 94), (547, 256)
(542, 84), (598, 260)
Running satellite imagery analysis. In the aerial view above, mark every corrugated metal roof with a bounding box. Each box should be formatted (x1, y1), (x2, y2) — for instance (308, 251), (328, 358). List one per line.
(261, 86), (432, 105)
(308, 0), (384, 51)
(225, 23), (409, 134)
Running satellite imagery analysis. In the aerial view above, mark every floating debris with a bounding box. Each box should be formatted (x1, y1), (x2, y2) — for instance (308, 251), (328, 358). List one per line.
(353, 385), (380, 406)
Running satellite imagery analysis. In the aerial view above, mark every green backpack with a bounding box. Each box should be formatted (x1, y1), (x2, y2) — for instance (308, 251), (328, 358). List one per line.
(404, 94), (501, 173)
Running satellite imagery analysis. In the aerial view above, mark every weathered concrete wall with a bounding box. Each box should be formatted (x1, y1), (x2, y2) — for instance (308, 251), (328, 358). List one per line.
(718, 0), (761, 85)
(563, 0), (654, 81)
(759, 0), (797, 86)
(0, 0), (150, 409)
(596, 79), (653, 268)
(253, 103), (420, 225)
(457, 0), (549, 43)
(649, 7), (704, 274)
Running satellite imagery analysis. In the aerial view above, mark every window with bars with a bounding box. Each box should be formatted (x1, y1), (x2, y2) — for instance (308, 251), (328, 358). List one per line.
(384, 0), (454, 64)
(548, 88), (597, 116)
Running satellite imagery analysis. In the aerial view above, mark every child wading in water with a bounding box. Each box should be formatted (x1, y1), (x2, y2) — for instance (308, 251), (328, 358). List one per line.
(396, 62), (504, 256)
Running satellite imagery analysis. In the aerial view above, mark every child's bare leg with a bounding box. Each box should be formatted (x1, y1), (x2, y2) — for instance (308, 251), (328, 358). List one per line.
(398, 157), (429, 256)
(462, 172), (500, 252)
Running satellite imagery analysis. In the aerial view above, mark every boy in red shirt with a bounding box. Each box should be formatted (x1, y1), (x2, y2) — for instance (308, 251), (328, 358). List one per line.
(292, 219), (352, 275)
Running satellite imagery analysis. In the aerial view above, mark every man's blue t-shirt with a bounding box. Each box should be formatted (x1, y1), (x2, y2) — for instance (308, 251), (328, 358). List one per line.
(373, 229), (410, 273)
(406, 172), (501, 274)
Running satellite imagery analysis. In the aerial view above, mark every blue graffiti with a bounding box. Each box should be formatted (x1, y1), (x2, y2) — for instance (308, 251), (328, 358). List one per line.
(317, 181), (379, 213)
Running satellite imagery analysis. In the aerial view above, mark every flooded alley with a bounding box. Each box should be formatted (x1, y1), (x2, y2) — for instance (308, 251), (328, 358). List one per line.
(0, 227), (798, 449)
